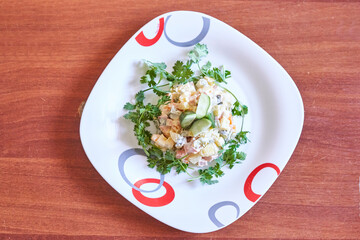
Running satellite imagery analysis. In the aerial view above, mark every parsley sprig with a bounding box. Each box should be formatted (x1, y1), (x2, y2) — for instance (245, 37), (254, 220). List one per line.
(124, 43), (249, 185)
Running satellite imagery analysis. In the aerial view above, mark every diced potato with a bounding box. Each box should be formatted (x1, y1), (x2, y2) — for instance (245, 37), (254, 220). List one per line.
(153, 134), (174, 150)
(188, 154), (202, 165)
(188, 105), (197, 112)
(192, 139), (202, 152)
(166, 119), (181, 133)
(164, 137), (175, 149)
(220, 117), (231, 131)
(213, 104), (226, 117)
(222, 91), (234, 106)
(169, 131), (180, 142)
(200, 143), (218, 157)
(169, 131), (185, 147)
(198, 85), (213, 95)
(174, 82), (196, 94)
(215, 136), (225, 147)
(174, 101), (190, 111)
(179, 94), (190, 103)
(196, 78), (209, 88)
(209, 129), (220, 139)
(151, 134), (160, 142)
(154, 134), (167, 146)
(204, 76), (215, 85)
(169, 113), (180, 120)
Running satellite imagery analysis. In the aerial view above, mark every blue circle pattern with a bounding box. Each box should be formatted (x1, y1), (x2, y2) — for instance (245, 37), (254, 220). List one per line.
(164, 15), (210, 47)
(208, 201), (240, 228)
(118, 148), (165, 193)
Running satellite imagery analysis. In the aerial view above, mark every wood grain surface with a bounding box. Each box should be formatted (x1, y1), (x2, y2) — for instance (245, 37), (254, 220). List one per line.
(0, 0), (359, 239)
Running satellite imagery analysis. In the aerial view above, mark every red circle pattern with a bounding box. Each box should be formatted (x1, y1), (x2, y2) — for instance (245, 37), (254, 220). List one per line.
(135, 17), (164, 47)
(132, 178), (175, 207)
(244, 163), (280, 202)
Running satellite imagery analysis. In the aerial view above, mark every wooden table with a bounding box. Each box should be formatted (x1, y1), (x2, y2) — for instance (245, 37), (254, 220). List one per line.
(1, 1), (359, 239)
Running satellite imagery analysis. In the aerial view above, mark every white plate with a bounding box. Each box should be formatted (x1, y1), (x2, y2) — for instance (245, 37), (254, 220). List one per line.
(80, 11), (304, 233)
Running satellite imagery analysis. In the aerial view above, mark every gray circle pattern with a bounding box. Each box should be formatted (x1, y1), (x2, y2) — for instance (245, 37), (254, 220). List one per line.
(164, 15), (210, 47)
(118, 148), (165, 193)
(208, 201), (240, 228)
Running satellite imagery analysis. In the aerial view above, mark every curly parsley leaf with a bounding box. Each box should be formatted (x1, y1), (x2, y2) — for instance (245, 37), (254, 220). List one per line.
(123, 111), (139, 122)
(146, 61), (168, 80)
(153, 86), (169, 96)
(144, 60), (166, 69)
(202, 66), (230, 84)
(188, 43), (208, 64)
(135, 91), (145, 105)
(232, 101), (248, 117)
(147, 148), (188, 175)
(235, 130), (250, 144)
(123, 102), (136, 110)
(157, 95), (171, 107)
(222, 148), (246, 169)
(201, 61), (212, 72)
(242, 105), (248, 115)
(197, 163), (224, 185)
(222, 131), (249, 168)
(172, 60), (194, 84)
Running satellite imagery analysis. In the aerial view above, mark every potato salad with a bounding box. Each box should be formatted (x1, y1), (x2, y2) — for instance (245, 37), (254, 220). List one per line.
(151, 77), (236, 167)
(123, 43), (249, 185)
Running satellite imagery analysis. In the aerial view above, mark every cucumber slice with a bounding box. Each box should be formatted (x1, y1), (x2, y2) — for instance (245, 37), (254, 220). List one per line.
(189, 118), (212, 136)
(196, 93), (210, 119)
(205, 112), (216, 128)
(180, 111), (197, 128)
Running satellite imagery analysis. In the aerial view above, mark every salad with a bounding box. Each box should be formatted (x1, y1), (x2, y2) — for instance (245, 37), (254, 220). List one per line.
(123, 44), (249, 184)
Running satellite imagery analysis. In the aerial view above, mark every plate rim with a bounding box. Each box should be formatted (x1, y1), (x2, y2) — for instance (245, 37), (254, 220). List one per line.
(79, 10), (305, 233)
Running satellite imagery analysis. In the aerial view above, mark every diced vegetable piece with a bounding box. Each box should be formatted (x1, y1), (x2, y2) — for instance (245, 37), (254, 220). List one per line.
(154, 134), (167, 147)
(219, 116), (231, 131)
(151, 134), (161, 142)
(188, 154), (202, 164)
(159, 125), (171, 138)
(153, 134), (175, 149)
(196, 93), (210, 119)
(215, 136), (225, 147)
(179, 111), (197, 128)
(200, 143), (218, 157)
(189, 118), (212, 136)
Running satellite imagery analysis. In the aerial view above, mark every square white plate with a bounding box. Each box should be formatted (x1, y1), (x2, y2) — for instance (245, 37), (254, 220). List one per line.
(80, 11), (304, 233)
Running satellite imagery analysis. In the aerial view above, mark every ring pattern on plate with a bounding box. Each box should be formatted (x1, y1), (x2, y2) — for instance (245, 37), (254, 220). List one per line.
(118, 148), (175, 207)
(244, 163), (281, 202)
(208, 201), (240, 228)
(135, 17), (165, 47)
(135, 15), (210, 47)
(164, 15), (210, 47)
(132, 178), (175, 207)
(118, 148), (165, 193)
